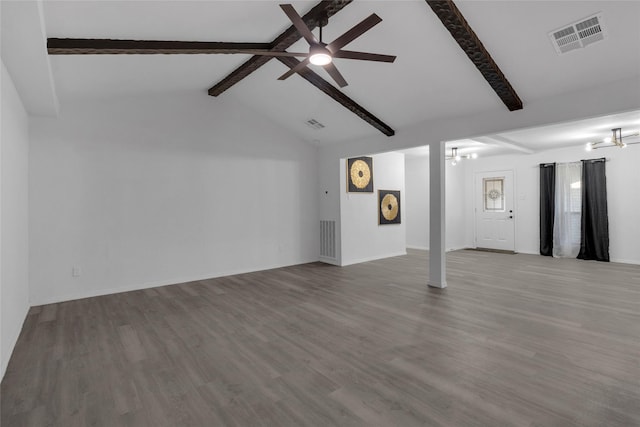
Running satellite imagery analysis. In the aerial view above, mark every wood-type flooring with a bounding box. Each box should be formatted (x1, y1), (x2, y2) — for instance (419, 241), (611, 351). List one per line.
(2, 249), (639, 426)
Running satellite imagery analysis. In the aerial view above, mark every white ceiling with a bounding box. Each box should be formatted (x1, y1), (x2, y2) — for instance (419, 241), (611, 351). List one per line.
(4, 1), (640, 155)
(401, 109), (640, 158)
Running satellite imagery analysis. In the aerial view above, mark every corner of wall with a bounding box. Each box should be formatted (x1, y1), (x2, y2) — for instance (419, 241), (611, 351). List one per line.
(1, 59), (31, 380)
(340, 152), (406, 266)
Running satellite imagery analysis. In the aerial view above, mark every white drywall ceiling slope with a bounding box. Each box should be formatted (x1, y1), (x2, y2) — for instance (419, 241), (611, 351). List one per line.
(37, 1), (640, 145)
(1, 0), (58, 116)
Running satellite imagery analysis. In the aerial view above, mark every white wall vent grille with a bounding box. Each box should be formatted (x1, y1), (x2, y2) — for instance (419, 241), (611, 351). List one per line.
(549, 14), (606, 55)
(320, 220), (336, 259)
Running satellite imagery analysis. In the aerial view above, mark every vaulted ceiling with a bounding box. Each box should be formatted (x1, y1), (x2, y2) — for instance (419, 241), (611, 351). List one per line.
(3, 1), (640, 152)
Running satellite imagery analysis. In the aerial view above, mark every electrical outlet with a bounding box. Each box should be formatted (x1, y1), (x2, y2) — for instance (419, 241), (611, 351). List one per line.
(72, 266), (81, 277)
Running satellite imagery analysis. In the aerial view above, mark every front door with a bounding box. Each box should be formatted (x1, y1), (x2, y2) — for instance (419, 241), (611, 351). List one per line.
(475, 170), (515, 251)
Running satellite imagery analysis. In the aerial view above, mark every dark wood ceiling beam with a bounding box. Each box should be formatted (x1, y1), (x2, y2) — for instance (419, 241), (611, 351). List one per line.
(277, 57), (394, 137)
(47, 38), (273, 55)
(425, 0), (523, 111)
(208, 0), (353, 97)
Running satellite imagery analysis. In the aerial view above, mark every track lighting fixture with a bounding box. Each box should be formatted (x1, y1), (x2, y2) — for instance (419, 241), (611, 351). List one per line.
(446, 147), (478, 166)
(586, 128), (639, 151)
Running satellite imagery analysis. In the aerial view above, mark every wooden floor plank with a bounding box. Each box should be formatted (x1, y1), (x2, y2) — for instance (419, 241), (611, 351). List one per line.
(2, 249), (639, 426)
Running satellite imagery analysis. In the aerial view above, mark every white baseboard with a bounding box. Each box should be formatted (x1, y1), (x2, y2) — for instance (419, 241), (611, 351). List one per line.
(341, 251), (407, 267)
(505, 249), (639, 265)
(608, 257), (640, 265)
(406, 246), (467, 253)
(516, 249), (538, 255)
(31, 252), (639, 306)
(319, 256), (340, 266)
(31, 258), (319, 306)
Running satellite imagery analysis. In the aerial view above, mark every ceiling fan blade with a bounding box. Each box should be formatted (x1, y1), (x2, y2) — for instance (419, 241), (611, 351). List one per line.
(278, 57), (311, 81)
(280, 4), (318, 46)
(326, 14), (382, 53)
(323, 62), (348, 88)
(333, 50), (396, 63)
(237, 50), (308, 57)
(47, 38), (277, 55)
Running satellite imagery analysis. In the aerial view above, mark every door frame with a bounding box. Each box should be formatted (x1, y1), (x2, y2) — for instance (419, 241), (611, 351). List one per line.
(473, 169), (517, 252)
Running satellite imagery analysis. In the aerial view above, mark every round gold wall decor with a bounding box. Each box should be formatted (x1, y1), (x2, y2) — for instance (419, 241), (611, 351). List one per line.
(380, 193), (399, 221)
(350, 160), (371, 189)
(378, 190), (401, 225)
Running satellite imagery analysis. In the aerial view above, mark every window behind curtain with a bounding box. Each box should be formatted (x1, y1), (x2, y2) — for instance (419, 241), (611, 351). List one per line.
(553, 162), (582, 258)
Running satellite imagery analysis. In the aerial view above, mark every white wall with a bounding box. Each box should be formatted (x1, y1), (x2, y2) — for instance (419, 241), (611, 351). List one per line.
(317, 152), (342, 265)
(317, 79), (639, 263)
(405, 155), (467, 251)
(445, 159), (467, 251)
(1, 60), (30, 378)
(29, 94), (319, 305)
(404, 145), (640, 264)
(340, 152), (406, 265)
(405, 156), (429, 250)
(463, 145), (640, 264)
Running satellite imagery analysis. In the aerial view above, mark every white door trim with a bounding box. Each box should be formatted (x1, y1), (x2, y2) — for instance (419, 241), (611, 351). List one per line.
(473, 169), (516, 252)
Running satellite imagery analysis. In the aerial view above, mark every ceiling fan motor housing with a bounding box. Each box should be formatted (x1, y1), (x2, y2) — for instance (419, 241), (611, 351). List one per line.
(309, 44), (333, 65)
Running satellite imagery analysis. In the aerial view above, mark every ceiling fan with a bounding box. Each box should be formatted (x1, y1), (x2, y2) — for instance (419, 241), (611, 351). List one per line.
(271, 4), (395, 87)
(47, 4), (396, 89)
(585, 128), (640, 151)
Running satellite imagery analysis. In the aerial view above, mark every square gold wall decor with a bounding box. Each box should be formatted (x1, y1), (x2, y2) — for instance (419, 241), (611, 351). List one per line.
(347, 157), (373, 192)
(378, 190), (401, 225)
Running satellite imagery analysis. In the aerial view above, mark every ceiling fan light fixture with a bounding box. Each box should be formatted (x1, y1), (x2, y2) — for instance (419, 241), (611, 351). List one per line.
(309, 53), (332, 65)
(309, 44), (332, 66)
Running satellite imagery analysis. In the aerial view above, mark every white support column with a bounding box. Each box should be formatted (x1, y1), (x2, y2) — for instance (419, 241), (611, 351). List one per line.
(428, 140), (447, 288)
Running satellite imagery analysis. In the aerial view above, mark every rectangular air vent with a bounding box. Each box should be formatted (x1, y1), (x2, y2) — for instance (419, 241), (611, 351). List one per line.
(549, 13), (606, 55)
(320, 220), (336, 259)
(306, 119), (325, 130)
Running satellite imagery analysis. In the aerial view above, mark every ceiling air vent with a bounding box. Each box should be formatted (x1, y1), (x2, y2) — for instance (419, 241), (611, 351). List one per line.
(549, 13), (606, 55)
(306, 119), (325, 130)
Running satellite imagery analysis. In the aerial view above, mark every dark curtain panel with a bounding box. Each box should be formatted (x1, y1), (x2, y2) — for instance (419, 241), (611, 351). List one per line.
(578, 158), (610, 262)
(539, 163), (556, 256)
